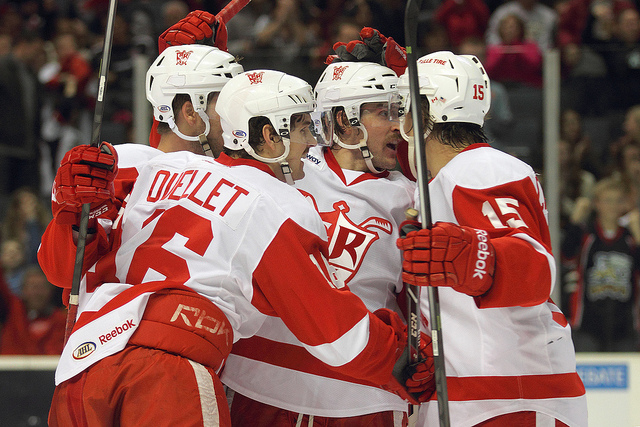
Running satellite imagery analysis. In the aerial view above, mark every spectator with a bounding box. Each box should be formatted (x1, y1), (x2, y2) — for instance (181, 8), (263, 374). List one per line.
(254, 0), (315, 55)
(0, 32), (43, 197)
(0, 239), (27, 296)
(599, 4), (640, 111)
(1, 187), (51, 265)
(558, 137), (596, 315)
(162, 0), (190, 31)
(252, 0), (321, 82)
(89, 13), (136, 142)
(484, 13), (544, 86)
(39, 31), (92, 188)
(434, 0), (491, 49)
(561, 108), (602, 177)
(560, 138), (597, 227)
(562, 176), (640, 352)
(583, 0), (622, 46)
(556, 0), (613, 115)
(0, 264), (66, 355)
(486, 0), (559, 51)
(420, 21), (452, 54)
(607, 104), (640, 167)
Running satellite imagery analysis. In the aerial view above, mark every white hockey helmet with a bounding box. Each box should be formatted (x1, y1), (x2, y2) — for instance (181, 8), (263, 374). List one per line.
(314, 62), (400, 172)
(397, 51), (491, 127)
(315, 62), (399, 127)
(146, 45), (243, 143)
(216, 70), (316, 183)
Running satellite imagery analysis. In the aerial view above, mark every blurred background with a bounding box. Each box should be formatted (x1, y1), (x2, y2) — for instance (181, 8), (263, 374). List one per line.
(0, 0), (639, 425)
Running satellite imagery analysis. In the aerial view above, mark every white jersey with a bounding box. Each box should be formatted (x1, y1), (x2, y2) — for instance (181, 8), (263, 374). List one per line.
(56, 151), (401, 389)
(416, 144), (587, 427)
(222, 146), (416, 416)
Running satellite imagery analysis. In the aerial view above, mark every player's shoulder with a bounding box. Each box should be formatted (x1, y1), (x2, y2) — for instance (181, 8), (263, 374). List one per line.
(444, 144), (535, 189)
(114, 143), (163, 169)
(385, 169), (417, 191)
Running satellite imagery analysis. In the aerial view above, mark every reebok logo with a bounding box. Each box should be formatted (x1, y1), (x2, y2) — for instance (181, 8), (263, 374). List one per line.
(98, 319), (136, 344)
(473, 229), (491, 279)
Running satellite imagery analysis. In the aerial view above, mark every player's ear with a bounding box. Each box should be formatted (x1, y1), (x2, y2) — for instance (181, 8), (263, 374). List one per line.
(181, 101), (198, 126)
(335, 109), (351, 134)
(258, 124), (281, 155)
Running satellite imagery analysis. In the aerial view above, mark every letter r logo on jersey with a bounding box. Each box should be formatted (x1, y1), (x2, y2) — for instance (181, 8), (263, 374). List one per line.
(320, 201), (392, 284)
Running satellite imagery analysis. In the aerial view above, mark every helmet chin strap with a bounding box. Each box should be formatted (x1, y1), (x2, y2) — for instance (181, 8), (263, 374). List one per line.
(168, 111), (213, 157)
(400, 121), (431, 180)
(281, 162), (294, 185)
(334, 125), (384, 174)
(245, 136), (295, 185)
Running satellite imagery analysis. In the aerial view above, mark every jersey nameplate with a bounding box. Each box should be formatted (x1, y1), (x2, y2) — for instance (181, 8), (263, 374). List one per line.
(146, 168), (257, 229)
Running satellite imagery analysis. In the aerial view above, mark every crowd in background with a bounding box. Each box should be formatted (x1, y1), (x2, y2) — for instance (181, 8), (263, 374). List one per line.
(0, 0), (639, 355)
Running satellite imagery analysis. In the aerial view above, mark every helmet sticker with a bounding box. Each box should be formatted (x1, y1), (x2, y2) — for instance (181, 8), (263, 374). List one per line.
(332, 65), (348, 81)
(176, 50), (193, 65)
(232, 130), (247, 138)
(246, 71), (265, 84)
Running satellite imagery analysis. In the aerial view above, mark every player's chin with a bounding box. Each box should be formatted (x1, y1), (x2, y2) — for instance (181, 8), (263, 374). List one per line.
(291, 164), (305, 180)
(373, 155), (397, 171)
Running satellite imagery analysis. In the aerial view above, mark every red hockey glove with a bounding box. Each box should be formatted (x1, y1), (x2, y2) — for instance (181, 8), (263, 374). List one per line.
(327, 27), (407, 76)
(397, 222), (496, 296)
(52, 142), (118, 228)
(375, 308), (435, 404)
(158, 10), (229, 53)
(360, 27), (407, 76)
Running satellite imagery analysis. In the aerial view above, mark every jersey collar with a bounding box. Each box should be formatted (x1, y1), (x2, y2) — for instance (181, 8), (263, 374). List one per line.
(216, 153), (278, 178)
(324, 148), (389, 186)
(461, 142), (492, 153)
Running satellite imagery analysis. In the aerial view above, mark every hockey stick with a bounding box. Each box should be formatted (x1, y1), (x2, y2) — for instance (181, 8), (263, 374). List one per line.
(217, 0), (251, 23)
(64, 0), (119, 344)
(404, 0), (450, 425)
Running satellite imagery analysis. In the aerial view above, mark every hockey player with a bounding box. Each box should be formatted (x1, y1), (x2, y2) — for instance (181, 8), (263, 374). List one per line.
(47, 69), (435, 426)
(396, 51), (588, 426)
(222, 61), (422, 426)
(38, 43), (243, 293)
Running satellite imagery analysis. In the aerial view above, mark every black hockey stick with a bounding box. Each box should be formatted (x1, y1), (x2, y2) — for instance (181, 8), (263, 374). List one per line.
(404, 0), (450, 425)
(64, 0), (119, 344)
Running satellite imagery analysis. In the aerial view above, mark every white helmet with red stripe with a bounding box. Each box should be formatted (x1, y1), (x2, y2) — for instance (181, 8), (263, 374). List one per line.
(146, 45), (243, 143)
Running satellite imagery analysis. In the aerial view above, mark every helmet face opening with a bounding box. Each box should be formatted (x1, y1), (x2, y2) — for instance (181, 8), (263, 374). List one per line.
(359, 94), (402, 123)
